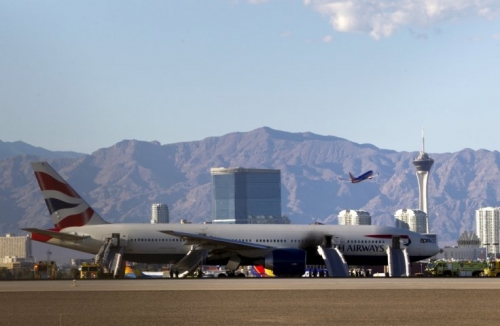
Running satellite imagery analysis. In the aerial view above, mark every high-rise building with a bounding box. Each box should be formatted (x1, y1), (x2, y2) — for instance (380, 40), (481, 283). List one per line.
(476, 207), (500, 258)
(394, 209), (428, 233)
(211, 167), (282, 224)
(412, 129), (434, 233)
(151, 203), (169, 224)
(338, 210), (371, 225)
(0, 234), (33, 265)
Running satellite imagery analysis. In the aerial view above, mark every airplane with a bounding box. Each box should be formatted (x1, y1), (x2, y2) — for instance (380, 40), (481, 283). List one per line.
(338, 170), (377, 184)
(22, 162), (439, 277)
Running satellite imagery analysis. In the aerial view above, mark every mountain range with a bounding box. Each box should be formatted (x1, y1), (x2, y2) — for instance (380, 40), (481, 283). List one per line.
(0, 140), (84, 160)
(2, 127), (500, 246)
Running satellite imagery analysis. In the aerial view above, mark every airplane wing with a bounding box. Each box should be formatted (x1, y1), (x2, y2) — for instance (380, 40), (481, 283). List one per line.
(21, 228), (90, 241)
(160, 230), (274, 251)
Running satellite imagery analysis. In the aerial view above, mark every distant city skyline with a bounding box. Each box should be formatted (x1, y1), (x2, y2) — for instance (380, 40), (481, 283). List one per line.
(2, 2), (500, 154)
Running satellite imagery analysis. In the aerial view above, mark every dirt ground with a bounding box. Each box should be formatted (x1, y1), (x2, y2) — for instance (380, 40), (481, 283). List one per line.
(1, 290), (497, 326)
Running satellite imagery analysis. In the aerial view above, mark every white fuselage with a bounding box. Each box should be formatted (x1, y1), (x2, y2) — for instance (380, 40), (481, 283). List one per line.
(42, 223), (439, 266)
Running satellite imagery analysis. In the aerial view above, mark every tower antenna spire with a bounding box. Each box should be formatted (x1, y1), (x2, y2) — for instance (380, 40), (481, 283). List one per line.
(421, 126), (425, 153)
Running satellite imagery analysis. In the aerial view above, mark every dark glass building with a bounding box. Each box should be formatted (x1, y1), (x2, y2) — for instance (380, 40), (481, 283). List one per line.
(210, 168), (283, 224)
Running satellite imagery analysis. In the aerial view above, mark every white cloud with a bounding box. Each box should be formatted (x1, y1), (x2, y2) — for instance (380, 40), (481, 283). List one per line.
(322, 35), (333, 42)
(303, 0), (500, 39)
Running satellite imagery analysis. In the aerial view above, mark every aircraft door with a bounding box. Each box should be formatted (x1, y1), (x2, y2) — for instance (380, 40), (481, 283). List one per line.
(120, 234), (128, 247)
(111, 233), (120, 247)
(323, 235), (333, 248)
(392, 236), (400, 249)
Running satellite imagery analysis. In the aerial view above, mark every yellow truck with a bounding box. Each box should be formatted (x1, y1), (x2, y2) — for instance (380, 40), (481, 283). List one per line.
(425, 260), (486, 277)
(483, 260), (500, 277)
(80, 262), (115, 279)
(80, 262), (102, 279)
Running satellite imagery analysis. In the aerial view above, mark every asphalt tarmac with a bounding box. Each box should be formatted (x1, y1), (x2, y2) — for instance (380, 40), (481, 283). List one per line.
(2, 278), (499, 325)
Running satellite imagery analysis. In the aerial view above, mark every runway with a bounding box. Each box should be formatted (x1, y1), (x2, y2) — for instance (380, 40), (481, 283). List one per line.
(3, 277), (500, 291)
(2, 278), (500, 326)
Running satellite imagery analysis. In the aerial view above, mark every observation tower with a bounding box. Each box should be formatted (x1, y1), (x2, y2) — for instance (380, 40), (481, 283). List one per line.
(412, 129), (434, 233)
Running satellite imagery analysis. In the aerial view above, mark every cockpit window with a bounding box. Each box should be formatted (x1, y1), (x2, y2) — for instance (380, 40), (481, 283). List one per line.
(420, 238), (432, 243)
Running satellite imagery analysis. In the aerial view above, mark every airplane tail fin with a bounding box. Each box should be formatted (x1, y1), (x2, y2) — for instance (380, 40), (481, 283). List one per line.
(349, 172), (355, 182)
(31, 162), (108, 229)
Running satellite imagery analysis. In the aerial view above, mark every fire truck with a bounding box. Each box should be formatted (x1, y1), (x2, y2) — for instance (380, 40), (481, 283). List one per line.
(483, 260), (500, 277)
(79, 262), (116, 279)
(425, 260), (486, 277)
(79, 262), (101, 279)
(78, 234), (124, 279)
(34, 261), (58, 279)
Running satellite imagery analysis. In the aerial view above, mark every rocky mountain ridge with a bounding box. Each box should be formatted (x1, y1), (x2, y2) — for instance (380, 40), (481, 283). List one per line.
(1, 127), (499, 245)
(0, 140), (84, 160)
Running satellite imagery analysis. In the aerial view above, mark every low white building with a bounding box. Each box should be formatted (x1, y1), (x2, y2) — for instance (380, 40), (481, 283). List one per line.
(432, 231), (485, 261)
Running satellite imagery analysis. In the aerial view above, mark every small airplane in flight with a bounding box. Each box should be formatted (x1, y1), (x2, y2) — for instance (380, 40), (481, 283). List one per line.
(338, 170), (377, 184)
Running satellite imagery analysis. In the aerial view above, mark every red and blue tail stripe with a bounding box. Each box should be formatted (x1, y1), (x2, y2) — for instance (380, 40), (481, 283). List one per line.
(31, 162), (107, 229)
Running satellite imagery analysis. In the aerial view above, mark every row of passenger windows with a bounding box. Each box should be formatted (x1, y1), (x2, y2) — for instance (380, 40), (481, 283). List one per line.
(130, 238), (181, 242)
(346, 240), (385, 244)
(256, 239), (286, 243)
(128, 238), (387, 244)
(128, 238), (309, 243)
(235, 239), (309, 243)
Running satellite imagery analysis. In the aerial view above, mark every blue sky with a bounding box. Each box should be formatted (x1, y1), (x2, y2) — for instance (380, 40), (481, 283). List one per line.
(2, 0), (500, 154)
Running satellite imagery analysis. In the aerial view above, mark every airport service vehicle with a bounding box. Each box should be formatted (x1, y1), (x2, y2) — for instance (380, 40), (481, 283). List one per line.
(80, 262), (101, 279)
(34, 261), (58, 279)
(425, 260), (486, 277)
(22, 162), (439, 278)
(79, 262), (116, 279)
(483, 260), (500, 277)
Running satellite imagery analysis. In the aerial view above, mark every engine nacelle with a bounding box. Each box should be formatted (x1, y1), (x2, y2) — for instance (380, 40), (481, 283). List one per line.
(264, 248), (306, 277)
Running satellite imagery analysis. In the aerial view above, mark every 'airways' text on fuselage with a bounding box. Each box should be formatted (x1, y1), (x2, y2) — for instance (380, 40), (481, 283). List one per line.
(337, 244), (385, 253)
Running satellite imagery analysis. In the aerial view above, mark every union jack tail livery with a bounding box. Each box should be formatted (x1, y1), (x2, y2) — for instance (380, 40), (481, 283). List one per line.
(31, 162), (107, 229)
